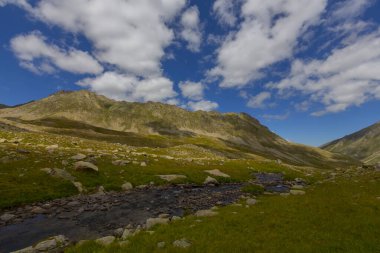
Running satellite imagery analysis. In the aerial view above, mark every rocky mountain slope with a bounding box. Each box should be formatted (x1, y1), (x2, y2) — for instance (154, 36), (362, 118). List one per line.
(0, 90), (357, 168)
(322, 121), (380, 165)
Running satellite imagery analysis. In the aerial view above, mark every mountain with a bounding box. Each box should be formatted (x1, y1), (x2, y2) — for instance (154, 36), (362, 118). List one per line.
(322, 122), (380, 165)
(0, 90), (357, 168)
(0, 104), (8, 109)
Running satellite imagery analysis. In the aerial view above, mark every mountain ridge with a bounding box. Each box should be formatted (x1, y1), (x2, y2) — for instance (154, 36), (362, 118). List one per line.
(0, 90), (358, 168)
(322, 121), (380, 164)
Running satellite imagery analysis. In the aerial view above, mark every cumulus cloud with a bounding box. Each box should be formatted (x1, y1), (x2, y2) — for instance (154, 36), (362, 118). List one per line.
(77, 72), (177, 102)
(209, 0), (327, 87)
(247, 91), (271, 108)
(212, 0), (240, 27)
(187, 100), (218, 111)
(10, 32), (103, 74)
(180, 5), (202, 52)
(4, 0), (187, 103)
(274, 30), (380, 115)
(179, 81), (204, 100)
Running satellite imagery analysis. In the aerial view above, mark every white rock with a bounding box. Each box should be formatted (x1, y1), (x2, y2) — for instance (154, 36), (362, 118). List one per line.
(121, 229), (132, 240)
(70, 154), (86, 160)
(10, 246), (36, 253)
(195, 209), (218, 217)
(140, 162), (147, 167)
(146, 217), (169, 229)
(1, 213), (15, 222)
(158, 174), (187, 182)
(290, 190), (306, 195)
(34, 235), (67, 251)
(74, 161), (98, 172)
(96, 236), (115, 246)
(173, 238), (191, 248)
(157, 242), (166, 248)
(204, 169), (230, 178)
(121, 182), (133, 191)
(204, 176), (218, 185)
(246, 198), (257, 206)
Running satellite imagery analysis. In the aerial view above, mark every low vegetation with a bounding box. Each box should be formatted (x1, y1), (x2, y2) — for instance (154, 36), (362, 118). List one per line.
(67, 170), (380, 253)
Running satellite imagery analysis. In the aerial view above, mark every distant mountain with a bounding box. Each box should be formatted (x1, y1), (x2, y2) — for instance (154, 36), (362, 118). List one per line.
(0, 104), (8, 109)
(0, 90), (357, 168)
(322, 122), (380, 165)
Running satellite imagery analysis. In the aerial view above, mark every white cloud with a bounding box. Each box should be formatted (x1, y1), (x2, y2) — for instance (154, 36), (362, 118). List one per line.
(9, 0), (186, 77)
(213, 0), (239, 27)
(179, 81), (204, 100)
(209, 0), (327, 88)
(10, 32), (103, 74)
(180, 5), (202, 52)
(247, 91), (271, 108)
(77, 72), (177, 103)
(275, 30), (380, 116)
(187, 100), (218, 111)
(332, 0), (373, 20)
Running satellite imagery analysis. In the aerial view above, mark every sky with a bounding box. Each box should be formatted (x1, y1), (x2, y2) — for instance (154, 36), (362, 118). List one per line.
(0, 0), (379, 147)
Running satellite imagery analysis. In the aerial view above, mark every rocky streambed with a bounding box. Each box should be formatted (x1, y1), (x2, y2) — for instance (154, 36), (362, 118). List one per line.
(0, 184), (243, 252)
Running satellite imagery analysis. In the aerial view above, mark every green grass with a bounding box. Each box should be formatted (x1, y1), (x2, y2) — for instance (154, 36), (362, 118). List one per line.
(0, 130), (301, 209)
(67, 171), (380, 253)
(241, 184), (265, 195)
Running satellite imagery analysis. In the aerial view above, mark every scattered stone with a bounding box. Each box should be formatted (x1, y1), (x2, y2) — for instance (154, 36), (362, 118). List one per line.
(74, 161), (98, 172)
(46, 144), (58, 151)
(0, 138), (6, 143)
(292, 184), (304, 190)
(146, 217), (170, 229)
(34, 235), (68, 252)
(31, 206), (47, 214)
(121, 229), (132, 240)
(140, 162), (147, 167)
(95, 236), (115, 246)
(70, 154), (86, 160)
(195, 209), (218, 217)
(246, 198), (257, 206)
(1, 213), (15, 222)
(173, 238), (191, 248)
(112, 160), (130, 166)
(290, 190), (306, 195)
(73, 181), (84, 193)
(10, 246), (35, 253)
(158, 174), (187, 182)
(119, 240), (129, 247)
(205, 169), (230, 178)
(121, 182), (133, 191)
(171, 216), (181, 221)
(204, 176), (218, 185)
(157, 241), (166, 248)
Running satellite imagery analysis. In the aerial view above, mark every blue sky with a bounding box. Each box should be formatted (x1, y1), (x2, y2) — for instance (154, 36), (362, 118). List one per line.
(0, 0), (379, 146)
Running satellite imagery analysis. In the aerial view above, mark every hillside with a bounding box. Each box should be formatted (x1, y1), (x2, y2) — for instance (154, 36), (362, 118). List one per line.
(322, 122), (380, 165)
(0, 104), (8, 109)
(0, 90), (357, 168)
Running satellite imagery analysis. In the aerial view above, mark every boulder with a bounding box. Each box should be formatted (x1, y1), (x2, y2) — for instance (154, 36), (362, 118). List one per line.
(157, 242), (166, 248)
(204, 176), (218, 185)
(204, 169), (230, 178)
(74, 161), (98, 172)
(112, 160), (130, 166)
(173, 238), (191, 248)
(10, 246), (35, 253)
(158, 174), (187, 182)
(146, 217), (169, 229)
(140, 162), (147, 167)
(290, 190), (306, 195)
(195, 209), (218, 217)
(0, 213), (15, 222)
(95, 236), (115, 246)
(70, 154), (86, 160)
(121, 182), (133, 191)
(34, 235), (68, 251)
(73, 181), (84, 193)
(246, 198), (257, 206)
(121, 229), (132, 240)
